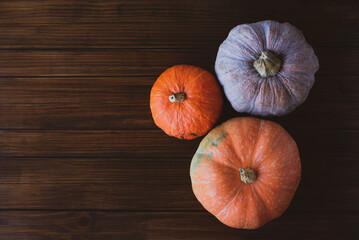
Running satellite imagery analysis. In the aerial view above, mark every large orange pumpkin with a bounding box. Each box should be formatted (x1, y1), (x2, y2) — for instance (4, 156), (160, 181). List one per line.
(190, 117), (301, 229)
(150, 65), (223, 140)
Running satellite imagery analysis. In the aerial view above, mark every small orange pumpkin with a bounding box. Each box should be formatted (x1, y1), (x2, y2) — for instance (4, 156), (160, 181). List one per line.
(150, 65), (223, 140)
(190, 117), (301, 229)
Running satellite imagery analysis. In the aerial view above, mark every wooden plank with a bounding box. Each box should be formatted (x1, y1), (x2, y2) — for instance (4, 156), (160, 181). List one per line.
(0, 155), (356, 211)
(0, 77), (154, 104)
(0, 157), (189, 183)
(0, 22), (356, 49)
(0, 49), (214, 77)
(0, 1), (357, 48)
(0, 130), (200, 158)
(0, 47), (355, 77)
(0, 211), (356, 239)
(0, 155), (355, 184)
(0, 183), (197, 210)
(0, 178), (355, 211)
(0, 76), (356, 130)
(0, 129), (357, 158)
(0, 100), (357, 130)
(0, 0), (357, 23)
(0, 75), (355, 104)
(0, 104), (154, 130)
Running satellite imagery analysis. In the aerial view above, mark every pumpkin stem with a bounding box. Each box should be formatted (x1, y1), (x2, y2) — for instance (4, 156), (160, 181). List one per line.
(253, 51), (282, 78)
(169, 92), (186, 103)
(239, 168), (257, 184)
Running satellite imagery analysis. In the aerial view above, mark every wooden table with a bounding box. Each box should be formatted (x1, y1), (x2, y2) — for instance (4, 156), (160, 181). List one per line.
(0, 0), (357, 239)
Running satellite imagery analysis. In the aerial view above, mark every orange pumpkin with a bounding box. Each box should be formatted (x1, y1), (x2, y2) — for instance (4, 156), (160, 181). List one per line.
(150, 65), (223, 140)
(190, 117), (301, 229)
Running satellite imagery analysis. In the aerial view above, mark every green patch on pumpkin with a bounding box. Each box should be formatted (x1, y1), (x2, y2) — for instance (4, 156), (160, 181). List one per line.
(210, 132), (228, 147)
(190, 151), (213, 178)
(198, 130), (228, 151)
(190, 130), (228, 179)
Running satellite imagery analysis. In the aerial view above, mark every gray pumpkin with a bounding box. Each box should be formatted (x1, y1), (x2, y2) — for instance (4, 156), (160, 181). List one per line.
(215, 20), (319, 116)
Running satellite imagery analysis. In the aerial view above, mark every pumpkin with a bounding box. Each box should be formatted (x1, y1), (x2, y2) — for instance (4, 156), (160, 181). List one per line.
(215, 20), (319, 116)
(190, 117), (301, 229)
(150, 65), (223, 140)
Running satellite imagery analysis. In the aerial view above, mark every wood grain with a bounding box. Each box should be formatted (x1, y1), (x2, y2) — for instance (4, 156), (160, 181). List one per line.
(0, 77), (154, 104)
(0, 76), (357, 130)
(0, 157), (189, 183)
(0, 0), (357, 48)
(0, 129), (356, 158)
(0, 155), (356, 212)
(0, 130), (200, 158)
(0, 104), (153, 130)
(0, 156), (354, 185)
(0, 183), (197, 210)
(0, 211), (357, 240)
(0, 22), (356, 49)
(1, 0), (357, 23)
(0, 47), (355, 77)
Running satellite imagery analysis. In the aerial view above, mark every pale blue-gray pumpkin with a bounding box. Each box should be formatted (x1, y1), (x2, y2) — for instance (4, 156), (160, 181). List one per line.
(215, 20), (319, 116)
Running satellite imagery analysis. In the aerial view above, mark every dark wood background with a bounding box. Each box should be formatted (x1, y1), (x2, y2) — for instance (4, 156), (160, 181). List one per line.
(0, 0), (357, 239)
